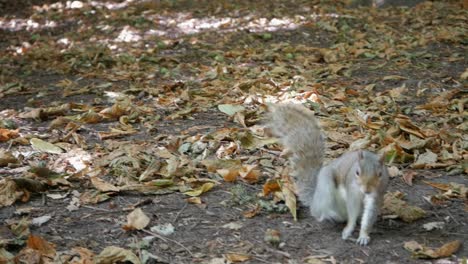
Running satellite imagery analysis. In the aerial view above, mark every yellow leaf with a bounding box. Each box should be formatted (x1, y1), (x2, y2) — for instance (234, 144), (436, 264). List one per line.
(95, 246), (141, 264)
(217, 168), (239, 182)
(187, 197), (202, 204)
(224, 253), (251, 262)
(184, 182), (214, 197)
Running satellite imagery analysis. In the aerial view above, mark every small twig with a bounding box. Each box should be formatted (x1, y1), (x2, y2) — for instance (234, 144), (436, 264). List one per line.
(445, 209), (461, 225)
(141, 229), (193, 256)
(251, 256), (270, 263)
(172, 202), (187, 223)
(445, 232), (468, 236)
(82, 205), (112, 212)
(263, 246), (291, 258)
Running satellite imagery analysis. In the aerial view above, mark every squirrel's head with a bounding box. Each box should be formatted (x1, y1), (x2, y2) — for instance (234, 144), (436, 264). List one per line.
(355, 150), (385, 195)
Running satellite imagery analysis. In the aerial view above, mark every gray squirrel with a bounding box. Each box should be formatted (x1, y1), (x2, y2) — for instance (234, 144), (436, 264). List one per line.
(268, 104), (389, 245)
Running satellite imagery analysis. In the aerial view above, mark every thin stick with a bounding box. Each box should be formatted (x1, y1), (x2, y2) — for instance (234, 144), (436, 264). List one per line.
(172, 202), (188, 223)
(141, 229), (193, 256)
(82, 205), (112, 212)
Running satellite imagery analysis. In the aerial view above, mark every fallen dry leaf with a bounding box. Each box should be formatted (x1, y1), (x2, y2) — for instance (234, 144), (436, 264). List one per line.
(383, 192), (426, 222)
(90, 177), (120, 192)
(281, 175), (297, 221)
(238, 164), (260, 184)
(402, 170), (418, 186)
(262, 180), (281, 196)
(404, 240), (461, 259)
(26, 235), (56, 258)
(217, 168), (239, 182)
(0, 179), (19, 207)
(123, 208), (150, 230)
(0, 128), (19, 142)
(184, 182), (215, 197)
(95, 246), (141, 264)
(0, 150), (18, 167)
(224, 253), (251, 262)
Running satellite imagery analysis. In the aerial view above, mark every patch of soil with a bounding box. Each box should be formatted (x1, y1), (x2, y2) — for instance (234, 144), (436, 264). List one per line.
(1, 172), (466, 263)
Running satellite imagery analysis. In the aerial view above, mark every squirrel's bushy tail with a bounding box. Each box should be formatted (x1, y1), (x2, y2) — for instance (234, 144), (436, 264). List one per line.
(267, 104), (324, 208)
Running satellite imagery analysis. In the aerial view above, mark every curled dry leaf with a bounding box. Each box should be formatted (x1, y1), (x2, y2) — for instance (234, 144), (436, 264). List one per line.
(217, 104), (245, 117)
(72, 247), (95, 264)
(243, 204), (261, 218)
(123, 208), (150, 231)
(387, 166), (401, 178)
(264, 228), (281, 247)
(262, 180), (281, 196)
(402, 170), (418, 186)
(26, 235), (56, 258)
(412, 150), (438, 169)
(395, 115), (426, 139)
(0, 179), (19, 207)
(30, 138), (64, 154)
(238, 164), (260, 184)
(404, 240), (461, 259)
(0, 248), (14, 263)
(224, 253), (250, 263)
(90, 177), (120, 192)
(0, 150), (18, 167)
(383, 192), (426, 222)
(184, 182), (215, 197)
(187, 197), (202, 204)
(0, 128), (19, 142)
(281, 175), (297, 221)
(95, 246), (141, 264)
(201, 159), (242, 173)
(99, 102), (129, 119)
(217, 168), (239, 182)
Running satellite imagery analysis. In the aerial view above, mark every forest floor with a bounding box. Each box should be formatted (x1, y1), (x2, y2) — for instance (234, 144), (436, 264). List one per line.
(0, 0), (467, 263)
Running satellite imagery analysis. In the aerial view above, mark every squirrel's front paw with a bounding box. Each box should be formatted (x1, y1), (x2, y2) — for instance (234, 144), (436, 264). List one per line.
(341, 226), (354, 240)
(356, 234), (370, 246)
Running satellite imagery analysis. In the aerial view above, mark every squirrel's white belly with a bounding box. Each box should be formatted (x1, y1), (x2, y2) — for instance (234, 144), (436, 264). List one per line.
(335, 186), (349, 220)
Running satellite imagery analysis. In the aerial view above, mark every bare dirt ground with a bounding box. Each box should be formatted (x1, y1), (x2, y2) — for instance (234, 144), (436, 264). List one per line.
(0, 0), (467, 263)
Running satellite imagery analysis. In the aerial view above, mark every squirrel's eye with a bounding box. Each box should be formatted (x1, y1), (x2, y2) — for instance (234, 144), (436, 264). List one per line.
(355, 170), (360, 177)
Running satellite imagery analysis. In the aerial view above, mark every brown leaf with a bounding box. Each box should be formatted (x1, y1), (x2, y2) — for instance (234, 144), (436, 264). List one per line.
(95, 246), (141, 264)
(243, 204), (260, 218)
(123, 208), (150, 231)
(99, 102), (129, 119)
(90, 177), (120, 192)
(217, 168), (239, 182)
(0, 128), (19, 142)
(71, 247), (95, 264)
(383, 192), (426, 222)
(0, 179), (19, 207)
(262, 180), (281, 196)
(186, 197), (202, 204)
(78, 110), (103, 124)
(26, 235), (56, 258)
(0, 150), (18, 167)
(404, 240), (461, 259)
(395, 115), (426, 138)
(402, 171), (418, 186)
(238, 165), (260, 184)
(281, 175), (297, 221)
